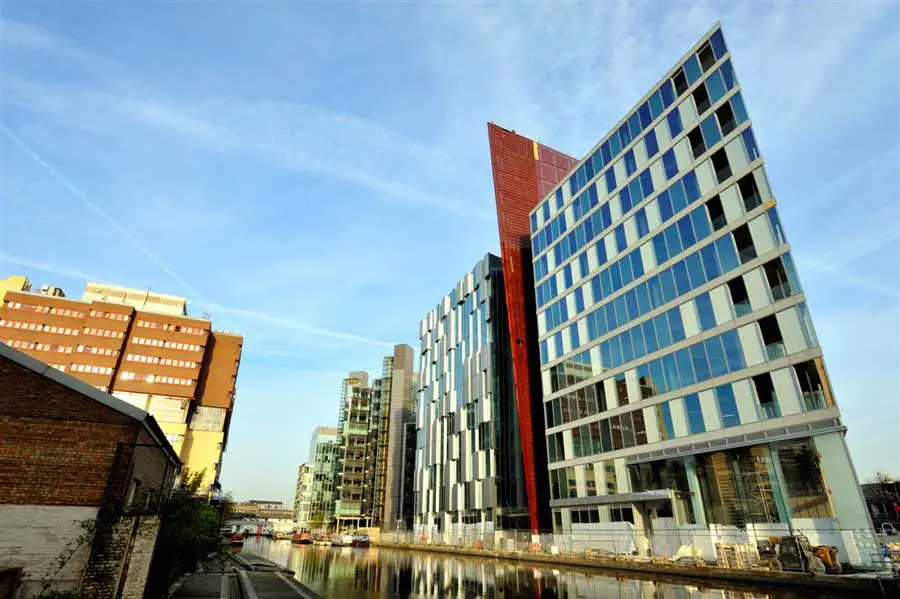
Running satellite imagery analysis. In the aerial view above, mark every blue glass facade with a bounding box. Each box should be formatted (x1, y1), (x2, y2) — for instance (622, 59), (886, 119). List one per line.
(524, 26), (869, 548)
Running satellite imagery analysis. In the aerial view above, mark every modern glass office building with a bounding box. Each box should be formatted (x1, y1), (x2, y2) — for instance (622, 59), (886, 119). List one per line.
(526, 24), (875, 564)
(413, 254), (529, 536)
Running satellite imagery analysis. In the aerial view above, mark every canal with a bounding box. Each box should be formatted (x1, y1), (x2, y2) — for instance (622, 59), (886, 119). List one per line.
(238, 536), (845, 599)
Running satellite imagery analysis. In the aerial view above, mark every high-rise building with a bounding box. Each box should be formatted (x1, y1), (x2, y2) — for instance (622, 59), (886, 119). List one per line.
(488, 122), (579, 533)
(414, 254), (529, 537)
(294, 463), (313, 528)
(505, 24), (874, 563)
(0, 275), (32, 302)
(382, 344), (416, 530)
(333, 344), (416, 530)
(304, 426), (340, 531)
(0, 281), (242, 495)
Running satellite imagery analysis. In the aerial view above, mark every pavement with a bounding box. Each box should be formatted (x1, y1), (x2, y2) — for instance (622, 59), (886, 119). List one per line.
(170, 552), (318, 599)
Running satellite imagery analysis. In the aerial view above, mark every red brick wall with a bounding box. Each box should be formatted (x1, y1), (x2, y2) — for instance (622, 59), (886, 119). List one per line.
(488, 123), (576, 531)
(0, 354), (140, 507)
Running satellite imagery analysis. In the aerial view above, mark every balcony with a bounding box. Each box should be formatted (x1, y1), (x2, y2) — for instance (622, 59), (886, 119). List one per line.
(770, 281), (792, 302)
(733, 299), (752, 318)
(738, 247), (758, 264)
(742, 192), (762, 212)
(760, 400), (781, 420)
(803, 390), (827, 411)
(765, 342), (786, 361)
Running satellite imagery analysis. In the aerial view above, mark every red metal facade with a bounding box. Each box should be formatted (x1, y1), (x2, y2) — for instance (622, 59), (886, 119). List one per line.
(487, 123), (577, 531)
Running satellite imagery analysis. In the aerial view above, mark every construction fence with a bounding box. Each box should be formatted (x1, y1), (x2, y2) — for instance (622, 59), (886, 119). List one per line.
(380, 524), (899, 574)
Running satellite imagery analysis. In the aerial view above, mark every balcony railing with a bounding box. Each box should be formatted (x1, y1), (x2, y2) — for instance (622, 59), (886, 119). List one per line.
(742, 192), (762, 212)
(770, 281), (792, 302)
(803, 390), (827, 411)
(715, 166), (733, 184)
(760, 400), (781, 420)
(733, 299), (752, 318)
(765, 342), (786, 361)
(738, 247), (758, 264)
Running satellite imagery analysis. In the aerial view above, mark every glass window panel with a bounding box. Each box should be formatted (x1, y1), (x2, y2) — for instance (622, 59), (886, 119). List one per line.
(676, 348), (696, 386)
(605, 169), (617, 194)
(643, 321), (659, 355)
(640, 170), (654, 197)
(658, 190), (674, 222)
(631, 250), (644, 279)
(601, 268), (613, 299)
(649, 91), (664, 118)
(719, 59), (736, 89)
(678, 216), (697, 249)
(613, 296), (628, 329)
(685, 252), (706, 289)
(620, 253), (633, 286)
(700, 244), (721, 281)
(602, 142), (612, 164)
(631, 325), (645, 358)
(621, 411), (636, 448)
(663, 149), (679, 180)
(670, 180), (688, 213)
(662, 354), (681, 390)
(659, 401), (676, 439)
(629, 178), (643, 206)
(721, 330), (745, 371)
(649, 358), (667, 394)
(715, 384), (741, 427)
(636, 208), (650, 237)
(638, 103), (652, 129)
(636, 283), (651, 315)
(654, 313), (672, 347)
(691, 208), (712, 240)
(659, 268), (678, 303)
(684, 55), (702, 84)
(645, 129), (659, 158)
(610, 261), (623, 291)
(684, 393), (706, 434)
(607, 335), (620, 368)
(710, 30), (728, 60)
(648, 276), (664, 308)
(672, 261), (691, 295)
(701, 115), (722, 148)
(596, 239), (608, 266)
(715, 235), (740, 273)
(624, 149), (637, 176)
(621, 330), (635, 363)
(683, 171), (701, 202)
(665, 224), (684, 256)
(605, 302), (618, 332)
(667, 109), (683, 137)
(653, 234), (669, 264)
(691, 343), (711, 382)
(706, 71), (726, 104)
(661, 79), (676, 106)
(600, 341), (612, 370)
(731, 91), (748, 123)
(615, 225), (627, 252)
(624, 290), (639, 321)
(705, 336), (728, 378)
(695, 293), (717, 331)
(628, 113), (642, 139)
(620, 186), (632, 214)
(600, 419), (612, 452)
(668, 308), (686, 343)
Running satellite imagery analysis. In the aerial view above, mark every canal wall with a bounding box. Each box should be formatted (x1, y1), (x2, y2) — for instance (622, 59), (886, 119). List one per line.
(375, 539), (898, 597)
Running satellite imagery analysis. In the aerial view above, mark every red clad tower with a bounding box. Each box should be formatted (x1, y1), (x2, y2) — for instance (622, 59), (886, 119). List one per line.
(487, 123), (578, 531)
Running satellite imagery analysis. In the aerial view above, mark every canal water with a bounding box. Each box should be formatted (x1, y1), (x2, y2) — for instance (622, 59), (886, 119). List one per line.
(239, 536), (841, 599)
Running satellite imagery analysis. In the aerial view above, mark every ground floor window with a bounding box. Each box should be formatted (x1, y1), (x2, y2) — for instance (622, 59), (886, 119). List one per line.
(776, 439), (833, 519)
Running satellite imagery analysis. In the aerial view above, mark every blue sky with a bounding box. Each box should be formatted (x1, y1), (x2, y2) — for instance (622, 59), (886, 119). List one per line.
(0, 2), (897, 504)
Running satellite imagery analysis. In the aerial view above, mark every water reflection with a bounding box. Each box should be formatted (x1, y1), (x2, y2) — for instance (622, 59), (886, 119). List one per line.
(241, 537), (822, 599)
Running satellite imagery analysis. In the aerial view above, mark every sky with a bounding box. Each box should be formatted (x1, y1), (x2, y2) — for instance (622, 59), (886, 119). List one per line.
(0, 1), (898, 505)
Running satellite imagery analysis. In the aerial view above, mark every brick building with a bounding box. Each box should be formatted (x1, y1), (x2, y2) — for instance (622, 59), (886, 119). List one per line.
(0, 280), (242, 494)
(0, 342), (180, 598)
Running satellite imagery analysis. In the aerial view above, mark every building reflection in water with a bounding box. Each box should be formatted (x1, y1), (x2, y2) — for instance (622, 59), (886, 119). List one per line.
(244, 538), (777, 599)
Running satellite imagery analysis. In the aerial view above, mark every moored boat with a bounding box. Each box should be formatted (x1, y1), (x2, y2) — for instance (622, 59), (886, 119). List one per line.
(292, 532), (312, 544)
(313, 533), (331, 546)
(228, 532), (245, 546)
(350, 534), (370, 548)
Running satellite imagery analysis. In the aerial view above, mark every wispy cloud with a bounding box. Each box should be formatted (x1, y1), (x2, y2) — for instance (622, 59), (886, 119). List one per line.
(0, 17), (489, 220)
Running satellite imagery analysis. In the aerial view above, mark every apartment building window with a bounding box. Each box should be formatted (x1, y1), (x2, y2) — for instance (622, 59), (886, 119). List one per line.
(753, 373), (780, 420)
(794, 360), (830, 411)
(737, 173), (762, 212)
(727, 276), (752, 317)
(711, 149), (732, 183)
(763, 257), (793, 301)
(715, 384), (741, 427)
(758, 315), (786, 360)
(732, 225), (757, 264)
